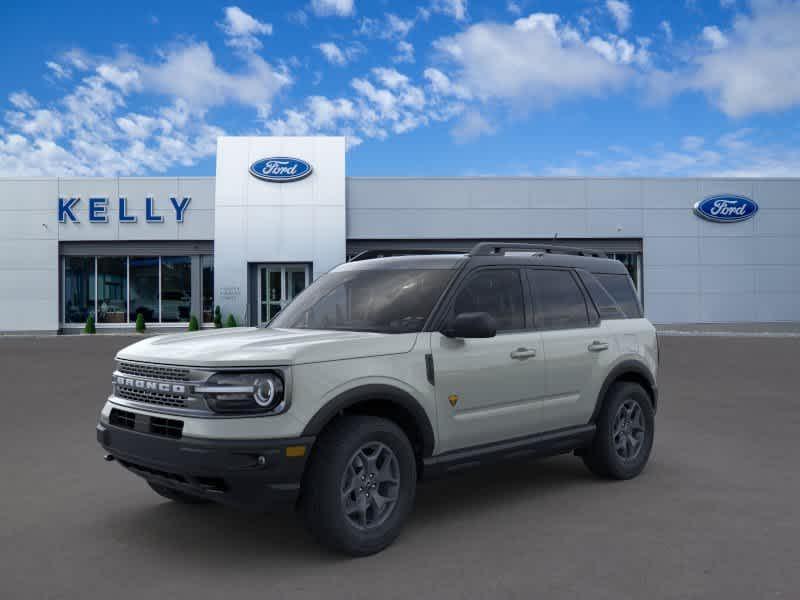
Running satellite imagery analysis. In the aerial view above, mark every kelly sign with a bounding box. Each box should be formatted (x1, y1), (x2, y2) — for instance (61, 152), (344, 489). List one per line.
(58, 197), (191, 224)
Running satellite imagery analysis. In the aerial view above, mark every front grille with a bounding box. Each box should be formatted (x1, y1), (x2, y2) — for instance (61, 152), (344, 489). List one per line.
(118, 361), (190, 382)
(115, 386), (187, 408)
(109, 408), (136, 429)
(150, 416), (184, 439)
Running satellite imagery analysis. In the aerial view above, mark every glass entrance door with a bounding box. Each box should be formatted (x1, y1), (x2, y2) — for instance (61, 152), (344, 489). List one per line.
(258, 265), (310, 326)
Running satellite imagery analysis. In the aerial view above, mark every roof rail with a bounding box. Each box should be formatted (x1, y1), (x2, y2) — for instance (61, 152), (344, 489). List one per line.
(468, 242), (607, 258)
(349, 249), (465, 262)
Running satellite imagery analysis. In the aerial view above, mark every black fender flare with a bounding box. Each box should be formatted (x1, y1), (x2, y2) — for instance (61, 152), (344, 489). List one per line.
(301, 384), (436, 457)
(590, 360), (658, 422)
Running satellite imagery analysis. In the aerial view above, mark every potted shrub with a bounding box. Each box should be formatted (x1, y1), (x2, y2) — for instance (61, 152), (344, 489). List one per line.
(84, 314), (96, 334)
(214, 306), (222, 328)
(225, 314), (237, 328)
(135, 313), (146, 333)
(188, 315), (199, 331)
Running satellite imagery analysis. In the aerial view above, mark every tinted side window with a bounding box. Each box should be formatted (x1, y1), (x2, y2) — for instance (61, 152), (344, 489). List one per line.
(528, 269), (590, 330)
(595, 273), (642, 318)
(452, 269), (525, 332)
(578, 271), (625, 320)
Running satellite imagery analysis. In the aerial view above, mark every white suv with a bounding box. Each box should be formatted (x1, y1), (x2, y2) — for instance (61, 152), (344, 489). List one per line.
(97, 243), (658, 556)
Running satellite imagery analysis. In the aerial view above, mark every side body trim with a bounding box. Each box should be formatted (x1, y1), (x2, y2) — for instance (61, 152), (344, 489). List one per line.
(590, 360), (658, 422)
(301, 384), (436, 457)
(422, 424), (595, 479)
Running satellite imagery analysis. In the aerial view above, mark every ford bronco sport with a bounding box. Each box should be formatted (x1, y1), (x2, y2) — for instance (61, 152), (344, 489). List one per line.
(97, 242), (658, 556)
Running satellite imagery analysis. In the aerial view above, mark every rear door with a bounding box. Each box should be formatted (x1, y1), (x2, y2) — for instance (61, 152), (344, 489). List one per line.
(525, 268), (614, 431)
(431, 267), (546, 453)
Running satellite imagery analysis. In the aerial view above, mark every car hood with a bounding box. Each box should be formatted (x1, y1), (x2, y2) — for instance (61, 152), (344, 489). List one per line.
(116, 327), (420, 368)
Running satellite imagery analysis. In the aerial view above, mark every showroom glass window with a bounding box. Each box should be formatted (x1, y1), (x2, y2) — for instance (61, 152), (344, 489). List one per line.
(130, 257), (159, 323)
(97, 257), (127, 323)
(161, 256), (192, 322)
(201, 255), (214, 323)
(64, 256), (95, 323)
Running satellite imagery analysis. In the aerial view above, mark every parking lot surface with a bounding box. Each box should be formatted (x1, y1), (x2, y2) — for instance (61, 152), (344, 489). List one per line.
(1, 333), (799, 599)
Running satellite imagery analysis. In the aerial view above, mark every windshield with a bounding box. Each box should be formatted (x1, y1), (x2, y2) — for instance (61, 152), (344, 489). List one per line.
(269, 268), (455, 333)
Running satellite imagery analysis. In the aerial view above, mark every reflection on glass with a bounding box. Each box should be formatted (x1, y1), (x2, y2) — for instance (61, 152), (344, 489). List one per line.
(269, 269), (282, 302)
(97, 257), (127, 323)
(201, 255), (214, 323)
(64, 256), (95, 323)
(287, 269), (306, 300)
(161, 256), (191, 322)
(130, 256), (159, 323)
(608, 253), (640, 291)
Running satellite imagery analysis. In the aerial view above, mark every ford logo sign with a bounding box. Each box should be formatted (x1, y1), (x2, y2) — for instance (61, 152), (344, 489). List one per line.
(249, 157), (312, 182)
(693, 195), (758, 223)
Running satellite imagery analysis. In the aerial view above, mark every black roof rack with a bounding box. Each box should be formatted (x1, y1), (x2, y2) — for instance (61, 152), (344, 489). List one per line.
(349, 248), (465, 262)
(468, 242), (607, 258)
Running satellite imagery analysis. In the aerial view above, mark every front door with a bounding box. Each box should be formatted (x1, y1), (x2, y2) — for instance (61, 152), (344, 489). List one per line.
(258, 265), (310, 326)
(431, 268), (546, 453)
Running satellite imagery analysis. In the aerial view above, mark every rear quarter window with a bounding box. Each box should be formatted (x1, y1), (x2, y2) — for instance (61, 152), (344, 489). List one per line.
(594, 273), (643, 319)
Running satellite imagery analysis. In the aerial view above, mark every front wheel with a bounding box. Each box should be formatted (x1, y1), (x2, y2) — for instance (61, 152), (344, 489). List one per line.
(301, 416), (417, 556)
(583, 382), (655, 480)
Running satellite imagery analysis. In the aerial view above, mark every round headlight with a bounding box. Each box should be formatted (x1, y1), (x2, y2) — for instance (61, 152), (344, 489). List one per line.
(254, 377), (277, 408)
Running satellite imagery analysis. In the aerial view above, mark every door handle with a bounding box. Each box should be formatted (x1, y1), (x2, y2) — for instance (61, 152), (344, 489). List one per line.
(510, 347), (537, 360)
(588, 340), (609, 352)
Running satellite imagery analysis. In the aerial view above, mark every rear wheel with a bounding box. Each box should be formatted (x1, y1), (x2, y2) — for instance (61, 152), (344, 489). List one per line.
(147, 481), (210, 504)
(583, 382), (654, 480)
(301, 416), (417, 556)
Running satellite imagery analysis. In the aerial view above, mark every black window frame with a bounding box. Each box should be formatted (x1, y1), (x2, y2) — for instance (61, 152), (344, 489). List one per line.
(439, 266), (531, 334)
(524, 267), (599, 332)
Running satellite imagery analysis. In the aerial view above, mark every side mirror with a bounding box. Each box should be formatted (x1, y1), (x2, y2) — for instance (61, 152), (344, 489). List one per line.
(443, 312), (497, 339)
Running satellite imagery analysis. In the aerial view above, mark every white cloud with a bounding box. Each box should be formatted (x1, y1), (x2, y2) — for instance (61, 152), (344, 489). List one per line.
(218, 6), (272, 51)
(606, 0), (632, 33)
(9, 92), (37, 111)
(393, 41), (415, 63)
(507, 1), (522, 16)
(660, 20), (673, 43)
(701, 25), (728, 49)
(310, 0), (355, 17)
(720, 0), (736, 8)
(432, 13), (636, 106)
(451, 110), (495, 142)
(358, 13), (416, 40)
(681, 135), (704, 151)
(423, 67), (472, 99)
(266, 65), (460, 145)
(431, 0), (468, 22)
(0, 37), (288, 176)
(46, 61), (71, 80)
(689, 2), (800, 116)
(141, 42), (290, 113)
(315, 41), (364, 66)
(555, 128), (800, 177)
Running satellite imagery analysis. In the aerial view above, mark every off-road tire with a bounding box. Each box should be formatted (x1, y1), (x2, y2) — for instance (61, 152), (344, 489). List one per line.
(301, 416), (417, 556)
(583, 381), (654, 480)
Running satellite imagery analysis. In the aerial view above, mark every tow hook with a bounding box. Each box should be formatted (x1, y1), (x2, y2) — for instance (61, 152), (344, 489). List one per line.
(103, 454), (115, 462)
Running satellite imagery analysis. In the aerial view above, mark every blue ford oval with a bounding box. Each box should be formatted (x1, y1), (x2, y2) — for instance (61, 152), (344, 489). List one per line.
(249, 157), (313, 182)
(693, 195), (758, 223)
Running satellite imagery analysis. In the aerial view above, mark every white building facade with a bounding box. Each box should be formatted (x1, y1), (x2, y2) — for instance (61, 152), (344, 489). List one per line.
(1, 135), (798, 334)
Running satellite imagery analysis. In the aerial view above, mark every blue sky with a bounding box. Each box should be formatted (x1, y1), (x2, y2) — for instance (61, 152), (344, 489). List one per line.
(1, 0), (799, 177)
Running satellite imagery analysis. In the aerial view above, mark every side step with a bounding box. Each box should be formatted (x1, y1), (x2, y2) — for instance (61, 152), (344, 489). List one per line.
(422, 424), (596, 480)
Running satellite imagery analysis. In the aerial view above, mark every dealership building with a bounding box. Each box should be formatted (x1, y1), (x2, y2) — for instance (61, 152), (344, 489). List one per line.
(1, 135), (798, 334)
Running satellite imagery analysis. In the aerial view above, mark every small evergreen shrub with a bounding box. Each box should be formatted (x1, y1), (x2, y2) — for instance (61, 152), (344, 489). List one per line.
(225, 314), (237, 328)
(135, 313), (146, 333)
(84, 314), (96, 334)
(188, 315), (199, 331)
(214, 306), (223, 328)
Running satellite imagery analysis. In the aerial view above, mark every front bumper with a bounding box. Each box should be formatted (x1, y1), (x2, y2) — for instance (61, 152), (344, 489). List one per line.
(97, 421), (315, 511)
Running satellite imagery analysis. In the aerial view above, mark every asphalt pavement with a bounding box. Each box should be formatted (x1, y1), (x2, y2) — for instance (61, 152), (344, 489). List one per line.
(1, 333), (799, 599)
